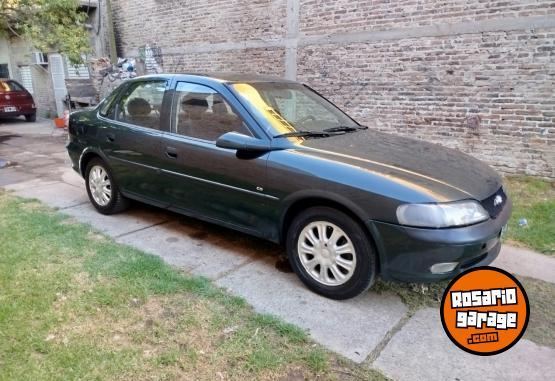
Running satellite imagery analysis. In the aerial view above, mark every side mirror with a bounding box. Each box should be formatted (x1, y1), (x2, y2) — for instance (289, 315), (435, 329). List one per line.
(216, 132), (272, 152)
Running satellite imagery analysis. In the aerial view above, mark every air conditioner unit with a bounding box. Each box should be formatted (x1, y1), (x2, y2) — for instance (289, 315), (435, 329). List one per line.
(32, 52), (48, 65)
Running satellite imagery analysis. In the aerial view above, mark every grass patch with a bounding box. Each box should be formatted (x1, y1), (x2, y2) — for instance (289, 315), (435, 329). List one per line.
(303, 348), (328, 373)
(0, 192), (388, 381)
(373, 280), (450, 313)
(504, 176), (555, 255)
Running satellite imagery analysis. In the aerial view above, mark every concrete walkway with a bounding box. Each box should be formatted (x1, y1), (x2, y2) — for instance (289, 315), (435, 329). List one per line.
(493, 245), (555, 284)
(1, 119), (554, 380)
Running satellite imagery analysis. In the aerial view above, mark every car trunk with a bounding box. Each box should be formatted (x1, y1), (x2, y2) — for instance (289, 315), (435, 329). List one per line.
(0, 90), (34, 112)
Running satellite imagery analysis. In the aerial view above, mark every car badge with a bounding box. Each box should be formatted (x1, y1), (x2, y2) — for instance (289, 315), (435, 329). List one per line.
(493, 195), (503, 206)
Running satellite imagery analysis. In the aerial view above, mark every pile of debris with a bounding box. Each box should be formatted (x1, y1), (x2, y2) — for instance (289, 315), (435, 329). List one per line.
(65, 56), (146, 109)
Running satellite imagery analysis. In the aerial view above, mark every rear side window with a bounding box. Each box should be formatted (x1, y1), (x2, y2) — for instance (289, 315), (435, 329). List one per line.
(0, 80), (25, 92)
(98, 85), (124, 118)
(113, 80), (167, 130)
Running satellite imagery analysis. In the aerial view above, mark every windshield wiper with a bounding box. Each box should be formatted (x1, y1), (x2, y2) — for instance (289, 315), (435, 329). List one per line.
(274, 125), (368, 138)
(323, 125), (368, 133)
(273, 130), (337, 138)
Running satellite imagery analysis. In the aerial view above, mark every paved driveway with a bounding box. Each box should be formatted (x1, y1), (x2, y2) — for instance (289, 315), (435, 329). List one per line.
(1, 118), (554, 380)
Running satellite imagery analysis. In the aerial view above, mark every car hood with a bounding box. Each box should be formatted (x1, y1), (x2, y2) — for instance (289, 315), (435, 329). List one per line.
(289, 130), (502, 202)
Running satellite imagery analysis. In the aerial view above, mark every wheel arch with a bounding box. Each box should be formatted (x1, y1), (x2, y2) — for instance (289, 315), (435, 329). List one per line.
(79, 148), (108, 176)
(279, 192), (382, 273)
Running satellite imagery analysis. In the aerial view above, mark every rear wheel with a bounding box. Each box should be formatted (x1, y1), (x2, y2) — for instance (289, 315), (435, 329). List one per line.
(286, 206), (376, 300)
(85, 158), (129, 214)
(24, 113), (36, 122)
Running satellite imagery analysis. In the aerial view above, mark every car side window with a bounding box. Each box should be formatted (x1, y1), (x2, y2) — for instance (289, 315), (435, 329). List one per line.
(173, 81), (251, 141)
(0, 80), (24, 92)
(99, 84), (125, 118)
(8, 81), (24, 91)
(114, 80), (167, 130)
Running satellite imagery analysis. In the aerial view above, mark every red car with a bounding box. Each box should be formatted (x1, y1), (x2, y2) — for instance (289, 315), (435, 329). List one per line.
(0, 79), (36, 122)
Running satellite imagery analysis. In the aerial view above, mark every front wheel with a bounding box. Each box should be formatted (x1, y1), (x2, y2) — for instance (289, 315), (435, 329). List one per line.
(85, 158), (129, 215)
(286, 207), (377, 300)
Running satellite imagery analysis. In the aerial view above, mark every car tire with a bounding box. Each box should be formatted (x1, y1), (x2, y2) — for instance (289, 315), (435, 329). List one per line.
(25, 113), (36, 122)
(85, 158), (129, 215)
(286, 206), (376, 300)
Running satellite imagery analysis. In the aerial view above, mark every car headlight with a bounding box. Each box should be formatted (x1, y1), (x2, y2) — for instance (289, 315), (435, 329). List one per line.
(396, 200), (489, 228)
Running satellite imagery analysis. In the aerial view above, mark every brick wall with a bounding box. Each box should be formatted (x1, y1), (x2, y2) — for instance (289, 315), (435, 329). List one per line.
(111, 0), (287, 55)
(300, 1), (555, 34)
(109, 0), (555, 177)
(298, 29), (555, 176)
(163, 48), (286, 77)
(29, 67), (57, 118)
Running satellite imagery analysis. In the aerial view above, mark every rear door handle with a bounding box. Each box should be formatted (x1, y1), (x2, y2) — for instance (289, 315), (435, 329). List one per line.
(165, 146), (178, 159)
(106, 133), (115, 142)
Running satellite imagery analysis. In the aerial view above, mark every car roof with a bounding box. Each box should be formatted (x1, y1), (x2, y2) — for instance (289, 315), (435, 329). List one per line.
(136, 72), (297, 84)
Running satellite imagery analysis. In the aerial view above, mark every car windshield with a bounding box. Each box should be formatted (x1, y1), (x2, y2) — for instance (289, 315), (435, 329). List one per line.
(231, 82), (359, 137)
(0, 80), (25, 92)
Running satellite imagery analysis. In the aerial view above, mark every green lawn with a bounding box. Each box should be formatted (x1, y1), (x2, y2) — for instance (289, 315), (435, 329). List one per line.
(504, 176), (555, 255)
(0, 192), (386, 381)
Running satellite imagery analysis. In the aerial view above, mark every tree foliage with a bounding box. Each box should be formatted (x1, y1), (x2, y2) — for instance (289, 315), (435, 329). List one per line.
(0, 0), (90, 64)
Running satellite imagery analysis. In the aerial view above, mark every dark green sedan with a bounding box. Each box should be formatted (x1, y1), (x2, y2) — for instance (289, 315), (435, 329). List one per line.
(67, 73), (511, 299)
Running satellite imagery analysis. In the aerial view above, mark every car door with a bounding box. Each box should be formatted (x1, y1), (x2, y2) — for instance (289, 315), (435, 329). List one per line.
(98, 78), (171, 206)
(158, 81), (273, 236)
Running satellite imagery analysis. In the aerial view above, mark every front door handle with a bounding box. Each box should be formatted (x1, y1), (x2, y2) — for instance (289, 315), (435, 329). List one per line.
(106, 133), (115, 142)
(165, 146), (178, 159)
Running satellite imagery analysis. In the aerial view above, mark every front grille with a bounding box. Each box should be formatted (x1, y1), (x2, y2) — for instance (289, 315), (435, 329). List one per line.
(480, 187), (507, 219)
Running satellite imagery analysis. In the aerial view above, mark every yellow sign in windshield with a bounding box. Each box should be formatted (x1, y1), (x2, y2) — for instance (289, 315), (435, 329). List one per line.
(232, 83), (298, 137)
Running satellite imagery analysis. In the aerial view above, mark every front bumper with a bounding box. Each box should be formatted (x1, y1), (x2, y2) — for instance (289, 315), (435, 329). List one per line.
(369, 197), (512, 282)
